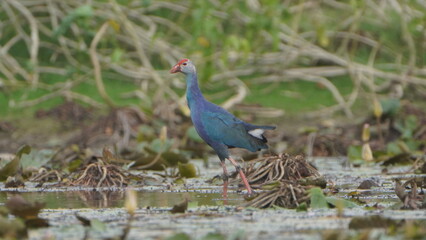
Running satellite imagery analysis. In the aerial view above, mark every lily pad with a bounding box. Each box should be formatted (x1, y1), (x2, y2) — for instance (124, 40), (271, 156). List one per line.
(178, 162), (197, 178)
(309, 187), (328, 209)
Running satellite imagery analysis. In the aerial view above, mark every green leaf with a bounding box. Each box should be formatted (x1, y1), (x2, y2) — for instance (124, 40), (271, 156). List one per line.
(149, 138), (173, 153)
(178, 162), (197, 178)
(111, 48), (124, 63)
(386, 141), (402, 155)
(296, 202), (308, 212)
(308, 187), (328, 209)
(165, 233), (191, 240)
(21, 149), (54, 170)
(380, 98), (400, 116)
(325, 197), (359, 208)
(90, 219), (106, 231)
(53, 5), (93, 38)
(161, 151), (189, 166)
(347, 145), (363, 164)
(201, 232), (226, 240)
(72, 5), (93, 17)
(0, 145), (31, 181)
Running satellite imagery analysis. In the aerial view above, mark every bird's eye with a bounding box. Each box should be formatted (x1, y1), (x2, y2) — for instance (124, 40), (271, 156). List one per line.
(182, 62), (187, 66)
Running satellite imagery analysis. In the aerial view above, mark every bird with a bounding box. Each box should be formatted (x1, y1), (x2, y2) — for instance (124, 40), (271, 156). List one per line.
(170, 59), (275, 196)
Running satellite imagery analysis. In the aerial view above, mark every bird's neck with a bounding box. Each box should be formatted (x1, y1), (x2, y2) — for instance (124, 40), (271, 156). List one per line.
(186, 72), (204, 105)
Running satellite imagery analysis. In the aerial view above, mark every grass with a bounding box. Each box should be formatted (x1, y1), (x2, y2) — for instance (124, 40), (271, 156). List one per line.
(0, 0), (425, 121)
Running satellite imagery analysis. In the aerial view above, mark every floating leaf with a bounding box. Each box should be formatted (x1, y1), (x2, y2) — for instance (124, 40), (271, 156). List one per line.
(178, 162), (197, 178)
(165, 233), (191, 240)
(75, 214), (91, 226)
(201, 232), (226, 240)
(0, 145), (31, 181)
(187, 201), (198, 209)
(325, 197), (359, 208)
(357, 179), (379, 189)
(162, 151), (189, 166)
(309, 187), (328, 209)
(349, 215), (397, 229)
(90, 219), (106, 232)
(170, 199), (188, 214)
(382, 152), (412, 166)
(25, 218), (49, 228)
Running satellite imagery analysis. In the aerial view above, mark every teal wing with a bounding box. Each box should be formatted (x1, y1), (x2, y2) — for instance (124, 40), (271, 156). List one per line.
(200, 111), (268, 152)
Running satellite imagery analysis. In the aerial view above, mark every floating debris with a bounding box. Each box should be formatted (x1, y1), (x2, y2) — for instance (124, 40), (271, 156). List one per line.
(244, 180), (309, 208)
(244, 153), (324, 188)
(68, 149), (129, 187)
(243, 154), (330, 208)
(30, 168), (62, 183)
(395, 179), (425, 210)
(170, 198), (189, 214)
(5, 175), (25, 188)
(357, 179), (380, 189)
(349, 215), (398, 229)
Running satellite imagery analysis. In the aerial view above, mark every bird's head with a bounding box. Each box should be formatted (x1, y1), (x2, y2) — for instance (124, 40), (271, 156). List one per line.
(170, 59), (196, 75)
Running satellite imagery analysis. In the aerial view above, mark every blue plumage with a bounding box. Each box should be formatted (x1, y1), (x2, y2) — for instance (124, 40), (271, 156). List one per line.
(170, 59), (275, 195)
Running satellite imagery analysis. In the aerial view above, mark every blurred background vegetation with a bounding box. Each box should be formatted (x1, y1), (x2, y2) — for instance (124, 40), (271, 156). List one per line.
(0, 0), (425, 120)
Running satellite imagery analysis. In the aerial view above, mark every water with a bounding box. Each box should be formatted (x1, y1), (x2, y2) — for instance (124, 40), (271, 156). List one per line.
(0, 189), (243, 209)
(1, 157), (425, 240)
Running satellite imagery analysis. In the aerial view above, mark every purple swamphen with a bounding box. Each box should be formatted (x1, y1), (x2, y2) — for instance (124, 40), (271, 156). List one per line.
(170, 59), (275, 196)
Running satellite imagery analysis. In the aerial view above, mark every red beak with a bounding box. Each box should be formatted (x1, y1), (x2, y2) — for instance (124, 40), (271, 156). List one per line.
(170, 64), (181, 74)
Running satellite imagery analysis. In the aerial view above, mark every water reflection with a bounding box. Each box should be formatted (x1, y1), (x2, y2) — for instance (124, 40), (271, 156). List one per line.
(0, 190), (242, 209)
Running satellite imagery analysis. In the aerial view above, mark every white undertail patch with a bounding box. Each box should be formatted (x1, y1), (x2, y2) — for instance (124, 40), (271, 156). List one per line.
(248, 129), (265, 139)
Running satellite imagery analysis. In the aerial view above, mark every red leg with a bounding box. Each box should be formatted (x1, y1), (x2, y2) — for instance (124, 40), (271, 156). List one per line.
(228, 157), (253, 195)
(220, 161), (229, 199)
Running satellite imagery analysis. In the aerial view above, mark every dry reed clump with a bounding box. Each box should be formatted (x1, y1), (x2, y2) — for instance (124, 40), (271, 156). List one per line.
(245, 180), (310, 209)
(69, 158), (128, 188)
(243, 153), (324, 188)
(243, 153), (326, 208)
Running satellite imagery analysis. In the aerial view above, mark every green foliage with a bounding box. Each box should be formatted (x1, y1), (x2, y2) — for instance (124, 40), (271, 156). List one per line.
(53, 5), (94, 38)
(325, 197), (359, 209)
(347, 145), (363, 165)
(0, 0), (425, 118)
(308, 187), (328, 209)
(165, 233), (191, 240)
(0, 145), (31, 181)
(178, 162), (197, 178)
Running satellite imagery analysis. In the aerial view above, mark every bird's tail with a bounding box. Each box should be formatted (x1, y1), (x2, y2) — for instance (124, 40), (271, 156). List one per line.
(246, 124), (276, 146)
